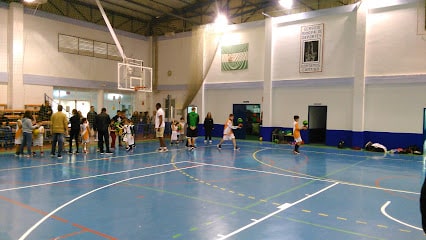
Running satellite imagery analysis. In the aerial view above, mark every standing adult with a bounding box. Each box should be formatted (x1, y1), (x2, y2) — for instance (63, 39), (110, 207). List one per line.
(50, 105), (68, 159)
(94, 108), (113, 154)
(68, 109), (81, 154)
(87, 106), (97, 140)
(203, 112), (214, 144)
(19, 110), (37, 157)
(38, 100), (52, 121)
(187, 107), (199, 150)
(155, 103), (167, 152)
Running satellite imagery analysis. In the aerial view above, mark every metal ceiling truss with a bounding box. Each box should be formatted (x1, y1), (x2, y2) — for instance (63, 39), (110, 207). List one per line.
(0, 0), (360, 37)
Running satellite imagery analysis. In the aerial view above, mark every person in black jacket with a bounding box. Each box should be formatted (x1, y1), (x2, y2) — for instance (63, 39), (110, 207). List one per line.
(68, 109), (81, 154)
(203, 112), (214, 144)
(94, 108), (113, 154)
(421, 177), (426, 234)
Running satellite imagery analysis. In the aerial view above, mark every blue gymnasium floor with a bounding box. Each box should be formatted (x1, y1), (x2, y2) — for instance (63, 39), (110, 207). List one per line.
(0, 139), (424, 240)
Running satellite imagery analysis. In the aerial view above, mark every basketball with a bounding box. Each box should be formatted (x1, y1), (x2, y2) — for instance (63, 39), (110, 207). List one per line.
(33, 128), (40, 137)
(259, 137), (263, 141)
(274, 139), (279, 144)
(303, 120), (308, 126)
(237, 117), (243, 123)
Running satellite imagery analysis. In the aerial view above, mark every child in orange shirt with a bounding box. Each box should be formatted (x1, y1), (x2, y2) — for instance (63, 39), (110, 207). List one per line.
(293, 115), (308, 154)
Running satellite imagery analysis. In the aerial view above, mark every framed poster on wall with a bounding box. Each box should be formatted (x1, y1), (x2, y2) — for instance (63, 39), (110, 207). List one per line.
(299, 23), (324, 73)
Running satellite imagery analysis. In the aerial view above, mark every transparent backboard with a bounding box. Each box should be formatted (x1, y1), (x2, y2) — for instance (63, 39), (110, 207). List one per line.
(118, 58), (152, 92)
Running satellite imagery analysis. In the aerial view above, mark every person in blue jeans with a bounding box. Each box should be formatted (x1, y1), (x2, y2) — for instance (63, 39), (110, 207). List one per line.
(50, 105), (68, 159)
(18, 110), (37, 157)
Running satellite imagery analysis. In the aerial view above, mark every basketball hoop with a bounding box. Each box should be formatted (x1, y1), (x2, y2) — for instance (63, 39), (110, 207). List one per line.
(133, 86), (146, 92)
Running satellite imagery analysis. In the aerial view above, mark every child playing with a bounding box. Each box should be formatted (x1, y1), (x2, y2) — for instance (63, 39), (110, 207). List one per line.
(293, 115), (308, 154)
(32, 121), (44, 156)
(14, 116), (23, 156)
(217, 114), (240, 150)
(170, 120), (179, 145)
(122, 119), (135, 152)
(109, 119), (117, 149)
(178, 117), (186, 145)
(81, 118), (90, 153)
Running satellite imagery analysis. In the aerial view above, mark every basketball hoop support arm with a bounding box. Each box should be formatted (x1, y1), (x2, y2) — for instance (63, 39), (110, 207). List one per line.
(94, 0), (126, 60)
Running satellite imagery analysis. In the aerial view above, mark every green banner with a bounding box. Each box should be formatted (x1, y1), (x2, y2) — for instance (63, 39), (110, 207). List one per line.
(221, 43), (248, 71)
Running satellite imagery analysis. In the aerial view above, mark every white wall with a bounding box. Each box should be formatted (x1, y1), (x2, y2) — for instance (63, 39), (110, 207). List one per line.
(366, 2), (426, 76)
(205, 88), (263, 123)
(0, 7), (7, 74)
(205, 23), (265, 83)
(272, 85), (353, 129)
(273, 12), (356, 80)
(22, 14), (150, 83)
(157, 36), (192, 86)
(365, 83), (426, 133)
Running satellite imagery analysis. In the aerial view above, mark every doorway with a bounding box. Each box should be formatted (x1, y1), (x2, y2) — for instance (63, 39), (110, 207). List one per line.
(233, 104), (261, 140)
(308, 105), (327, 144)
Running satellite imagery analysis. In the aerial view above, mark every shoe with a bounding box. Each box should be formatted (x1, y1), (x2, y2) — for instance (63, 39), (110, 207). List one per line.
(234, 146), (240, 151)
(24, 154), (31, 158)
(50, 153), (55, 157)
(204, 140), (207, 143)
(75, 151), (79, 154)
(100, 152), (105, 155)
(106, 151), (113, 154)
(162, 148), (168, 152)
(58, 155), (63, 159)
(68, 151), (72, 154)
(40, 152), (44, 156)
(217, 144), (222, 150)
(209, 140), (212, 144)
(126, 146), (131, 151)
(158, 148), (165, 152)
(293, 151), (300, 155)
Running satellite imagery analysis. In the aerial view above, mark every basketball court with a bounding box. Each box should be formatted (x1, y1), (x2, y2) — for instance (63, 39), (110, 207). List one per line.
(0, 139), (424, 240)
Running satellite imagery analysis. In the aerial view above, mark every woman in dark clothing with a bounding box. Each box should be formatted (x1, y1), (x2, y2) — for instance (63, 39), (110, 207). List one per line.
(203, 112), (214, 144)
(69, 109), (81, 154)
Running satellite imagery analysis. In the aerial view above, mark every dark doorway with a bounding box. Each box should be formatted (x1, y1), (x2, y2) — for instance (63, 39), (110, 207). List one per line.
(233, 104), (261, 140)
(308, 105), (327, 144)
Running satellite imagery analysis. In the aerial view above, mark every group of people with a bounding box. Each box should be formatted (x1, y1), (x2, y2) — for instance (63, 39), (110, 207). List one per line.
(15, 101), (297, 157)
(14, 104), (137, 158)
(154, 103), (242, 152)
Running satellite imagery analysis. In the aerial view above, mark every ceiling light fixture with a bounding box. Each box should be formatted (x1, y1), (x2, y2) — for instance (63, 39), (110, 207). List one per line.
(279, 0), (293, 9)
(214, 13), (228, 27)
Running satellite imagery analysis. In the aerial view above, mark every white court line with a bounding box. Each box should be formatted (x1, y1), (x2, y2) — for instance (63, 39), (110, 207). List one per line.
(195, 162), (419, 195)
(216, 182), (339, 240)
(381, 201), (423, 231)
(18, 164), (202, 240)
(0, 161), (193, 192)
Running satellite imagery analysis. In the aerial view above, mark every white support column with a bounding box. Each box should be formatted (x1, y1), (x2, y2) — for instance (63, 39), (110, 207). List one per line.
(7, 2), (25, 109)
(262, 18), (273, 128)
(97, 89), (104, 113)
(351, 2), (368, 147)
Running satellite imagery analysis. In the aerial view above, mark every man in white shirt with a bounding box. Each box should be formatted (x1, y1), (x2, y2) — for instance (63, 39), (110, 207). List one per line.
(155, 103), (168, 152)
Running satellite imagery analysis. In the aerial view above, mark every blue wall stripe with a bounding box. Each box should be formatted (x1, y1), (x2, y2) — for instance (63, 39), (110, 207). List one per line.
(366, 74), (426, 85)
(23, 74), (117, 90)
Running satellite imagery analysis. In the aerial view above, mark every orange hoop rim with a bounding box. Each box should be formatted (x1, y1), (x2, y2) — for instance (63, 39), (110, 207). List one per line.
(133, 86), (146, 91)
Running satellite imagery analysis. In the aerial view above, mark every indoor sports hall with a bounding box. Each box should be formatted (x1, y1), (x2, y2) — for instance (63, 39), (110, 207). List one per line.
(0, 140), (424, 240)
(0, 0), (426, 239)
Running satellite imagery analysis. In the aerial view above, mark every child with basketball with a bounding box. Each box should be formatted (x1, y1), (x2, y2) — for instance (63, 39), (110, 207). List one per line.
(170, 120), (179, 145)
(217, 114), (240, 150)
(32, 120), (44, 156)
(122, 118), (135, 152)
(81, 118), (90, 153)
(293, 115), (308, 154)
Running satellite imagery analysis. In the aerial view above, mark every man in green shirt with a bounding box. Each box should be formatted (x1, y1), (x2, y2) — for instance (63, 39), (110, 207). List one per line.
(186, 107), (199, 150)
